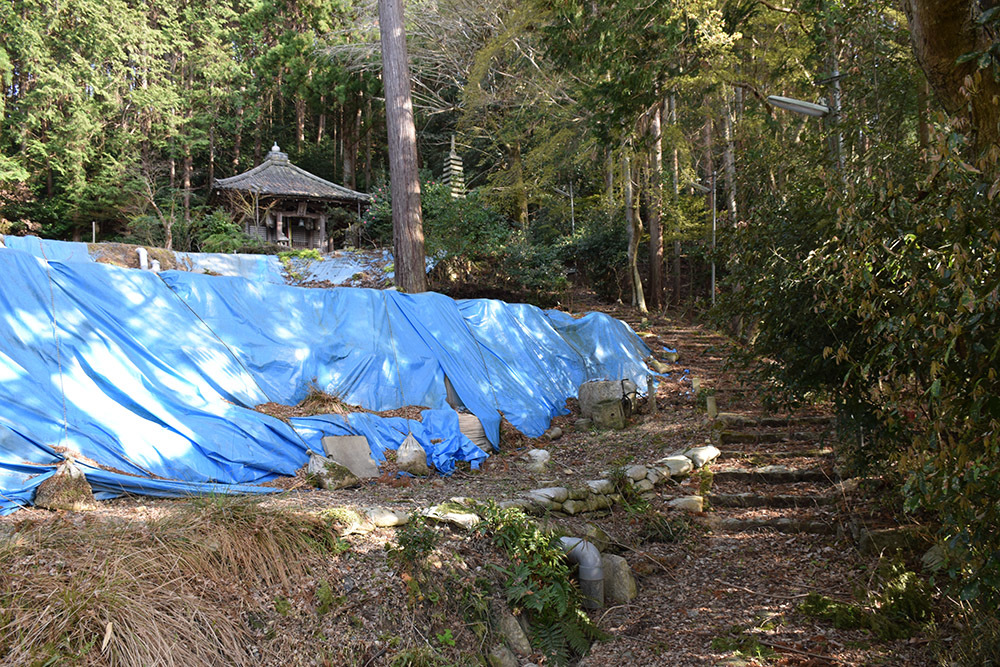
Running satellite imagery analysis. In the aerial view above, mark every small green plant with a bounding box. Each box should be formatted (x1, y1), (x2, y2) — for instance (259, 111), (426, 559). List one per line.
(315, 580), (345, 616)
(476, 503), (604, 665)
(274, 595), (292, 616)
(608, 467), (650, 514)
(698, 466), (714, 506)
(799, 593), (868, 630)
(434, 628), (456, 647)
(710, 626), (777, 660)
(389, 645), (448, 667)
(641, 513), (689, 544)
(387, 515), (440, 570)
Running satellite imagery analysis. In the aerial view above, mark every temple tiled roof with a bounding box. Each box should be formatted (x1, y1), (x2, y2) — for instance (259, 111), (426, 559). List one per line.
(214, 144), (372, 202)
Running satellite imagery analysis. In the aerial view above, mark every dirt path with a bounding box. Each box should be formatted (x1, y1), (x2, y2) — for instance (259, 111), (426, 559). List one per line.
(0, 308), (939, 666)
(570, 311), (936, 667)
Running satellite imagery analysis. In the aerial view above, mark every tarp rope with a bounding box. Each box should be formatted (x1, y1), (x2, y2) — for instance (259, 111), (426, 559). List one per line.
(39, 248), (69, 449)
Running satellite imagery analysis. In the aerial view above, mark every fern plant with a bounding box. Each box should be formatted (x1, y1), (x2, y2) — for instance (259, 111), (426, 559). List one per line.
(476, 503), (605, 665)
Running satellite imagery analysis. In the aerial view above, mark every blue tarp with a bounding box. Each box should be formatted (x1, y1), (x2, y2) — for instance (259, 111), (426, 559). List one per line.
(2, 235), (92, 263)
(0, 235), (402, 286)
(0, 245), (655, 513)
(174, 251), (287, 284)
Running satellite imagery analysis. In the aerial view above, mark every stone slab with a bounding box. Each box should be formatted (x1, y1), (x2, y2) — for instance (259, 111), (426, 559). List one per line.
(321, 435), (379, 478)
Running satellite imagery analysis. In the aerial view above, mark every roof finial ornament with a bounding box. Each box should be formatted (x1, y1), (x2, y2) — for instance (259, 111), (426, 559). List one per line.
(267, 142), (289, 162)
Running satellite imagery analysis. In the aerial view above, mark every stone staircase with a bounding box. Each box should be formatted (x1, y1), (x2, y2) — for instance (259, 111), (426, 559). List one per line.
(696, 412), (844, 536)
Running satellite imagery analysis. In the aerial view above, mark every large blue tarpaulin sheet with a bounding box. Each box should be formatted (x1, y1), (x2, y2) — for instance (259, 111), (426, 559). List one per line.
(0, 245), (654, 513)
(0, 235), (401, 286)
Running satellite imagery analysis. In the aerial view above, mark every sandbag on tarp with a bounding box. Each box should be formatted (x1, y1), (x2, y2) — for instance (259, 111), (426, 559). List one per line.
(290, 409), (487, 475)
(0, 250), (311, 513)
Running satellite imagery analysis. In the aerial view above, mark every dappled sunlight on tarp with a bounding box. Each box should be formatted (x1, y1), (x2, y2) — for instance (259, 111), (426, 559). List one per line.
(543, 309), (662, 381)
(456, 299), (585, 437)
(160, 273), (451, 411)
(0, 244), (657, 512)
(0, 250), (307, 512)
(1, 235), (91, 263)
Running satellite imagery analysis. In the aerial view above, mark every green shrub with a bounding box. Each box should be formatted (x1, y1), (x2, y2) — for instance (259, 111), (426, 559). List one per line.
(386, 515), (440, 571)
(716, 117), (1000, 612)
(476, 504), (603, 665)
(362, 179), (568, 304)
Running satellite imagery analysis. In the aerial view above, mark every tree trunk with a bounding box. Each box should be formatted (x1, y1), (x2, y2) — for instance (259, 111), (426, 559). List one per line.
(605, 147), (614, 206)
(296, 97), (306, 153)
(721, 88), (737, 223)
(317, 94), (326, 144)
(363, 95), (373, 191)
(379, 0), (426, 293)
(647, 105), (663, 310)
(208, 123), (215, 193)
(916, 76), (930, 150)
(253, 117), (262, 166)
(512, 140), (529, 231)
(624, 152), (647, 313)
(669, 93), (679, 194)
(344, 101), (360, 189)
(182, 146), (192, 229)
(233, 91), (244, 173)
(670, 95), (681, 306)
(903, 0), (1000, 161)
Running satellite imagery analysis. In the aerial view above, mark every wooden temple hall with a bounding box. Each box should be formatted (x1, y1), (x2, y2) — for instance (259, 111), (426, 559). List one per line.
(213, 144), (372, 250)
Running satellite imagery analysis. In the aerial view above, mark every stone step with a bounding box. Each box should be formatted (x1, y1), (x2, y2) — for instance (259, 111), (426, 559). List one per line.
(717, 431), (819, 445)
(717, 447), (834, 461)
(707, 492), (837, 508)
(712, 465), (838, 484)
(715, 413), (834, 429)
(699, 515), (836, 535)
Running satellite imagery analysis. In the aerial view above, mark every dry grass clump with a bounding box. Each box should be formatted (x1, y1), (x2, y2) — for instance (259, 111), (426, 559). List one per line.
(297, 386), (353, 416)
(255, 385), (429, 423)
(0, 496), (344, 666)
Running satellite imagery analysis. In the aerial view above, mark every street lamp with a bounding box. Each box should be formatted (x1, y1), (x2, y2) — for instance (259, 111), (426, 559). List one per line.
(765, 95), (830, 118)
(767, 95), (844, 178)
